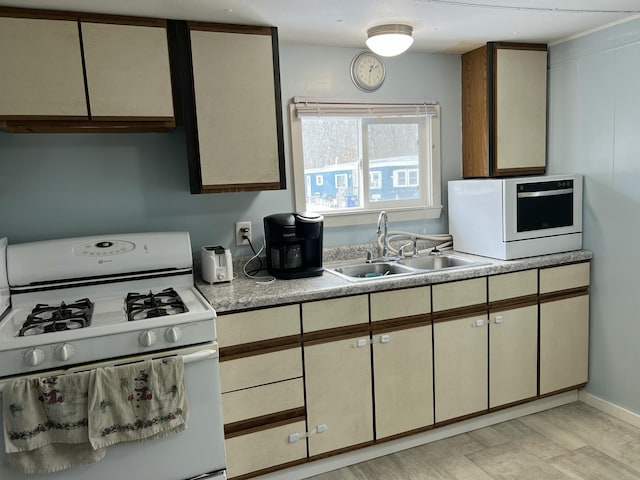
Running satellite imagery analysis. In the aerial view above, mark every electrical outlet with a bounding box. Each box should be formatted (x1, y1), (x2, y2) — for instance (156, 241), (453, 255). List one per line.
(235, 221), (252, 246)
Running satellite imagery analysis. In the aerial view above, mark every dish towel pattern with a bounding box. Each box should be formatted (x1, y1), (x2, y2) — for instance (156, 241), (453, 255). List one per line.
(2, 371), (106, 474)
(88, 356), (188, 449)
(2, 356), (188, 474)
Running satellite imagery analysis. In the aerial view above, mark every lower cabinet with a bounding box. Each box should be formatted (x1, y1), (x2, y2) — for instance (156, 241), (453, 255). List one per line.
(539, 294), (590, 395)
(304, 335), (374, 456)
(225, 420), (307, 479)
(372, 325), (433, 439)
(434, 314), (489, 423)
(489, 304), (538, 408)
(218, 261), (591, 479)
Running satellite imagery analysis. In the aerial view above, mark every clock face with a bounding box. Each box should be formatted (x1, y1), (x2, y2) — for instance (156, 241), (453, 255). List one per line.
(351, 52), (385, 92)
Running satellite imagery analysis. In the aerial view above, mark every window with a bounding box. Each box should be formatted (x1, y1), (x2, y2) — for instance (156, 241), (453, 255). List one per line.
(290, 98), (442, 226)
(315, 175), (323, 186)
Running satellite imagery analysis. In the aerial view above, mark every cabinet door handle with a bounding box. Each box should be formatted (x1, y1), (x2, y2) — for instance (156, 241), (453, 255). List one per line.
(379, 334), (391, 344)
(288, 424), (327, 443)
(472, 319), (485, 328)
(494, 315), (504, 325)
(353, 338), (369, 348)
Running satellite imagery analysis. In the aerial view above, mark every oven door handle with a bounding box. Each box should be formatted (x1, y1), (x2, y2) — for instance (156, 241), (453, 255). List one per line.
(517, 188), (573, 198)
(0, 348), (218, 394)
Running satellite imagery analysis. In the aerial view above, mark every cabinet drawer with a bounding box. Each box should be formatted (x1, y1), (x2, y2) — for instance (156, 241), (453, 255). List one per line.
(217, 305), (300, 347)
(432, 278), (486, 313)
(489, 270), (537, 302)
(540, 263), (590, 294)
(370, 287), (431, 322)
(220, 347), (302, 393)
(225, 420), (307, 478)
(302, 295), (368, 332)
(222, 378), (304, 424)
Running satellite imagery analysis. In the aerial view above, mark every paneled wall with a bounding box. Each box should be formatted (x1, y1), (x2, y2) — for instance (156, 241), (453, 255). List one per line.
(548, 18), (640, 413)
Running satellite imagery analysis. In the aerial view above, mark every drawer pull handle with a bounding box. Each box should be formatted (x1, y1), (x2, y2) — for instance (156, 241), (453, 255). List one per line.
(472, 319), (485, 328)
(288, 424), (328, 443)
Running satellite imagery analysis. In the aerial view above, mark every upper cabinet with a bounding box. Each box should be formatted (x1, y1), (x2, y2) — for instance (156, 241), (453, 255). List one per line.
(80, 22), (174, 121)
(462, 42), (548, 178)
(169, 21), (286, 194)
(0, 8), (175, 133)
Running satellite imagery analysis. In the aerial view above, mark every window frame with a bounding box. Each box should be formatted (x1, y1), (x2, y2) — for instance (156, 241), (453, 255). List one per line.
(289, 100), (442, 227)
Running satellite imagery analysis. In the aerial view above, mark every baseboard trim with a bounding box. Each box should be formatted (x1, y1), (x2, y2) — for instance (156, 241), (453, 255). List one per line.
(254, 390), (579, 480)
(579, 390), (640, 428)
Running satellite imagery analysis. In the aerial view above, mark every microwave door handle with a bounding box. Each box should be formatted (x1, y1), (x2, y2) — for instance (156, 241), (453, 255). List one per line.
(517, 188), (573, 198)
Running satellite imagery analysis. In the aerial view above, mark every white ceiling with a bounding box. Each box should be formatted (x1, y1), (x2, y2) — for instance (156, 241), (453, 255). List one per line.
(2, 0), (640, 54)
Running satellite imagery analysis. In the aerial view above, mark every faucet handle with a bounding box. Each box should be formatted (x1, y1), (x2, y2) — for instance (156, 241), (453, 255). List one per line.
(399, 242), (412, 259)
(412, 239), (420, 257)
(366, 250), (373, 263)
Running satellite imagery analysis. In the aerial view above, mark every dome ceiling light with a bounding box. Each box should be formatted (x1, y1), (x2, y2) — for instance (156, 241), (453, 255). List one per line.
(365, 24), (414, 57)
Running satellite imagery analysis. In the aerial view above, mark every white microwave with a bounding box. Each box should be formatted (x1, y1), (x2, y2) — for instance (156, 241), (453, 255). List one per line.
(448, 174), (583, 260)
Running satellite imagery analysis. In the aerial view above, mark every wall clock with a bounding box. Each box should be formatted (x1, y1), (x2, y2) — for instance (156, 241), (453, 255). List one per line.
(350, 52), (386, 92)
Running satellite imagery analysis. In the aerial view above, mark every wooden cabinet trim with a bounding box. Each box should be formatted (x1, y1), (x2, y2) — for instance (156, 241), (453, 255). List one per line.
(490, 41), (548, 51)
(539, 287), (589, 304)
(0, 7), (166, 26)
(539, 383), (587, 399)
(488, 294), (538, 311)
(220, 336), (301, 360)
(187, 21), (273, 35)
(201, 182), (283, 194)
(432, 305), (488, 323)
(224, 408), (306, 437)
(370, 315), (431, 334)
(302, 324), (370, 346)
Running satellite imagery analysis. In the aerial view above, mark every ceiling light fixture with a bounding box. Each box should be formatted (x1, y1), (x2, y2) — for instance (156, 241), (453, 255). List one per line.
(366, 24), (414, 57)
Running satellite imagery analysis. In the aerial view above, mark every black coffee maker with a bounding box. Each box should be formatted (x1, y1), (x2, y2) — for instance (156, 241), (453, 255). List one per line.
(263, 212), (324, 279)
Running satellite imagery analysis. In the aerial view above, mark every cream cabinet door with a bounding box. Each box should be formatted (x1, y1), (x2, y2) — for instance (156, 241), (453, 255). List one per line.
(540, 295), (590, 395)
(81, 22), (174, 119)
(189, 28), (282, 192)
(304, 336), (373, 456)
(372, 325), (433, 439)
(434, 315), (488, 423)
(489, 305), (538, 408)
(495, 47), (547, 172)
(0, 16), (87, 117)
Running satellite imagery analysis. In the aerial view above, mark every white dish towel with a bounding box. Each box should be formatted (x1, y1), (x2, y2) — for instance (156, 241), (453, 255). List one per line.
(2, 356), (188, 474)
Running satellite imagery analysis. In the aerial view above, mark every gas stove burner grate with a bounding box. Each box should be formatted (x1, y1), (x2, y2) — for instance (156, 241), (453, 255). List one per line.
(125, 287), (188, 321)
(19, 298), (94, 337)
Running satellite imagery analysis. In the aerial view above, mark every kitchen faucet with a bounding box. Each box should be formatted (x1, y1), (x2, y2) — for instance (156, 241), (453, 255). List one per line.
(377, 210), (389, 259)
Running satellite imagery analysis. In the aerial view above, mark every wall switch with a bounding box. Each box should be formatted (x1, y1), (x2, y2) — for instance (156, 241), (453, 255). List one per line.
(235, 221), (252, 246)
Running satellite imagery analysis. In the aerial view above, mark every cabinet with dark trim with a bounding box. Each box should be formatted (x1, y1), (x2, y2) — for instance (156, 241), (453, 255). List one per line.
(216, 305), (306, 479)
(168, 21), (286, 194)
(461, 42), (548, 177)
(370, 287), (433, 439)
(539, 262), (590, 395)
(0, 7), (175, 133)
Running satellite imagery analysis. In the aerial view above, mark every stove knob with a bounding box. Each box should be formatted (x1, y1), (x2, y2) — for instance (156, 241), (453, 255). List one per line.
(165, 326), (183, 343)
(139, 330), (158, 347)
(24, 348), (45, 367)
(54, 343), (75, 361)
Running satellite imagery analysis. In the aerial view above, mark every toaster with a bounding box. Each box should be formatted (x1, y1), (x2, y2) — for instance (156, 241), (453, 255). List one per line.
(201, 245), (233, 284)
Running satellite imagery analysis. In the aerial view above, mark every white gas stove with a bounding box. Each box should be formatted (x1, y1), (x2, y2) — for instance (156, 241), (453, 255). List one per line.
(0, 232), (216, 378)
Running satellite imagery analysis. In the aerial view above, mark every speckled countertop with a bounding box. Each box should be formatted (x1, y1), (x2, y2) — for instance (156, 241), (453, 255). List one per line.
(195, 247), (593, 314)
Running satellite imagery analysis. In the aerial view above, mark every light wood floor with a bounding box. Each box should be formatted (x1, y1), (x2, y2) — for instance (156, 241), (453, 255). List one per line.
(310, 401), (640, 480)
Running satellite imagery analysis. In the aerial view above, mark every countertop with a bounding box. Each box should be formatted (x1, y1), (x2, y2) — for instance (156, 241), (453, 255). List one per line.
(195, 249), (593, 314)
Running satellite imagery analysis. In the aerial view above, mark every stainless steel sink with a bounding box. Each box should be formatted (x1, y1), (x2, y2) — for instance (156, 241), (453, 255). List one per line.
(398, 255), (487, 271)
(325, 262), (416, 282)
(325, 254), (489, 282)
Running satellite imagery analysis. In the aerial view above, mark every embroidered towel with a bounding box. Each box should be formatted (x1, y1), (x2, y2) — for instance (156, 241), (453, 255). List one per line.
(2, 371), (106, 474)
(88, 356), (188, 448)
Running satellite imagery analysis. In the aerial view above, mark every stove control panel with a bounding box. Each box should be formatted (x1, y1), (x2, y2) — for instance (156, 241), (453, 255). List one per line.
(73, 240), (136, 257)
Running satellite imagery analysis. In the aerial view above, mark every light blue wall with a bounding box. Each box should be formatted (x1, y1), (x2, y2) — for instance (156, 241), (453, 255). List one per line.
(548, 18), (640, 413)
(0, 43), (461, 254)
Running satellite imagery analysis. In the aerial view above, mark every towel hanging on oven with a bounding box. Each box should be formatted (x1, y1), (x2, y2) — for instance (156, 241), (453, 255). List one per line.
(3, 356), (188, 474)
(2, 371), (107, 474)
(88, 356), (189, 449)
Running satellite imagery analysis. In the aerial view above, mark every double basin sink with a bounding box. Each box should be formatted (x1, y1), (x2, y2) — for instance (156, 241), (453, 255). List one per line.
(325, 254), (489, 282)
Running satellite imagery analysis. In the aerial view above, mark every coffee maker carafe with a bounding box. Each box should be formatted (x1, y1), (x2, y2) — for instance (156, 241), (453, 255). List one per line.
(263, 212), (323, 279)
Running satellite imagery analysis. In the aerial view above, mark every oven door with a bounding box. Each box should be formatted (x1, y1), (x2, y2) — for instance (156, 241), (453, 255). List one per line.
(0, 344), (227, 480)
(504, 175), (583, 241)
